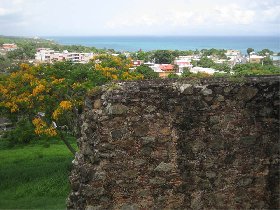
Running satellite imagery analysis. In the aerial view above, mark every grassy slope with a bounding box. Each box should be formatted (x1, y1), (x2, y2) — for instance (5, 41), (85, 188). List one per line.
(0, 138), (77, 209)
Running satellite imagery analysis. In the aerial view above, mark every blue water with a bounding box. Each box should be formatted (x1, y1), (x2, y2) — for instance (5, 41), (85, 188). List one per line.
(45, 36), (280, 54)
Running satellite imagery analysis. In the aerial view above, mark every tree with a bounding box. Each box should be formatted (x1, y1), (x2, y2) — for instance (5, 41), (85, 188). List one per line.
(262, 56), (273, 66)
(214, 63), (231, 73)
(0, 62), (109, 154)
(247, 48), (254, 56)
(152, 50), (174, 64)
(135, 65), (159, 79)
(91, 54), (143, 80)
(232, 63), (280, 75)
(133, 51), (152, 62)
(191, 59), (198, 67)
(201, 48), (227, 59)
(168, 73), (179, 78)
(197, 57), (215, 68)
(258, 49), (273, 56)
(181, 67), (192, 77)
(0, 60), (146, 154)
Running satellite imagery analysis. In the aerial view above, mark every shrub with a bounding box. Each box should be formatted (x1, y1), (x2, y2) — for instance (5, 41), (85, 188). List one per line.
(2, 119), (37, 146)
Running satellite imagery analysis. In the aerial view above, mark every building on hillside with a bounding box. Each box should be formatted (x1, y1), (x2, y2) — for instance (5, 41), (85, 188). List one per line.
(131, 60), (144, 67)
(177, 55), (200, 60)
(35, 48), (94, 63)
(249, 55), (264, 64)
(225, 50), (241, 57)
(150, 64), (162, 75)
(123, 52), (130, 57)
(2, 43), (17, 51)
(35, 48), (55, 63)
(150, 64), (175, 78)
(143, 62), (155, 66)
(225, 49), (243, 66)
(174, 59), (193, 73)
(213, 59), (228, 64)
(191, 67), (217, 75)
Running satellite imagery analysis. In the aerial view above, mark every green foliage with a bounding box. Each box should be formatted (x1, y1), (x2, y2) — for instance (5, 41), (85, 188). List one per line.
(258, 49), (273, 56)
(191, 59), (198, 67)
(201, 48), (227, 59)
(213, 72), (229, 77)
(7, 48), (29, 60)
(214, 63), (231, 73)
(0, 55), (15, 73)
(232, 63), (280, 75)
(168, 73), (179, 78)
(1, 119), (36, 146)
(197, 57), (216, 68)
(152, 50), (175, 64)
(45, 61), (108, 88)
(132, 51), (153, 62)
(191, 57), (230, 73)
(225, 75), (246, 83)
(132, 49), (196, 64)
(0, 137), (76, 209)
(181, 67), (192, 77)
(247, 48), (254, 55)
(174, 49), (194, 56)
(0, 36), (106, 72)
(262, 56), (273, 65)
(179, 67), (212, 78)
(0, 62), (109, 148)
(135, 65), (159, 79)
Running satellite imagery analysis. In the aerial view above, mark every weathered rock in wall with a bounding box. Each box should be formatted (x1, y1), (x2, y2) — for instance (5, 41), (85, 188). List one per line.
(67, 76), (279, 210)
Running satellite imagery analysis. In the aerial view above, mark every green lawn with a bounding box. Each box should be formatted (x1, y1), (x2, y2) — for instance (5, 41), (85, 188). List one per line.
(0, 138), (77, 209)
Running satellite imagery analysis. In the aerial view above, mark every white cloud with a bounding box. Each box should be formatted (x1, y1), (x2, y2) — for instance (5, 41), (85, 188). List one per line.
(105, 1), (257, 30)
(0, 7), (12, 16)
(0, 0), (279, 36)
(214, 4), (255, 25)
(261, 5), (280, 24)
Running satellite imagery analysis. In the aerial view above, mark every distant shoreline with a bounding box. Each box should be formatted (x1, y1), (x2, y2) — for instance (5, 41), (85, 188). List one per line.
(42, 36), (280, 54)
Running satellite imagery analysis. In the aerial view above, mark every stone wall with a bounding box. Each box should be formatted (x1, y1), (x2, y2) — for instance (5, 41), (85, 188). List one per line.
(67, 76), (279, 210)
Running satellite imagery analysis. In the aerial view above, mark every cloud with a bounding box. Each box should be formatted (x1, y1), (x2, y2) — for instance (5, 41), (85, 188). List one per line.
(214, 4), (255, 25)
(0, 7), (12, 16)
(0, 0), (24, 23)
(260, 5), (280, 24)
(0, 0), (279, 36)
(105, 1), (257, 30)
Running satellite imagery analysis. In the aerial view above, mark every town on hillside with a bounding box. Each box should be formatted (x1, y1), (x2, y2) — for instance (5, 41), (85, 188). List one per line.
(1, 42), (280, 78)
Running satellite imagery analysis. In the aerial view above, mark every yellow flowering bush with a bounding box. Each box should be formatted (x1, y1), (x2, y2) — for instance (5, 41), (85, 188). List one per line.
(52, 101), (72, 120)
(32, 118), (57, 137)
(59, 101), (72, 110)
(92, 54), (143, 81)
(0, 63), (78, 139)
(0, 59), (146, 153)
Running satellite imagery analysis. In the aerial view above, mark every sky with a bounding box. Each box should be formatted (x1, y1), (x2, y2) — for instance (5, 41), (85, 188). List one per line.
(0, 0), (279, 36)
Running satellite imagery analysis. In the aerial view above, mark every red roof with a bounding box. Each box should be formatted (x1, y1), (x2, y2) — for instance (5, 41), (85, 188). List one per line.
(159, 64), (174, 71)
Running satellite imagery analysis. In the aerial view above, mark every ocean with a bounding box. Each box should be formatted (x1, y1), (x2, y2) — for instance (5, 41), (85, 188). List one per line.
(45, 36), (280, 54)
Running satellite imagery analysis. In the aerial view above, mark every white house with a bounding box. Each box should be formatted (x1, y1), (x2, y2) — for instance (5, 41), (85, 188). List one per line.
(35, 48), (94, 63)
(191, 67), (217, 75)
(174, 59), (193, 73)
(35, 48), (55, 63)
(225, 50), (242, 66)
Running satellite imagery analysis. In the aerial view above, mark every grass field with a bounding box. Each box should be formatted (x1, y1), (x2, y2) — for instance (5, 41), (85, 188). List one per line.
(0, 137), (77, 209)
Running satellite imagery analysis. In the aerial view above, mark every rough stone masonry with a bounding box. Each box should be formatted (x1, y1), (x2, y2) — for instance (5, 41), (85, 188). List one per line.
(67, 76), (279, 210)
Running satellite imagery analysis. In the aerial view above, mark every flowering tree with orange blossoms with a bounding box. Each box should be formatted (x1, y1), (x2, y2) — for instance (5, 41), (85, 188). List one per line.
(0, 62), (109, 154)
(0, 60), (143, 154)
(92, 54), (144, 80)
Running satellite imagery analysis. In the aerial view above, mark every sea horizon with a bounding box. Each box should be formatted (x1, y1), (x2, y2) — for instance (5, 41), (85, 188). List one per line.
(43, 35), (280, 54)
